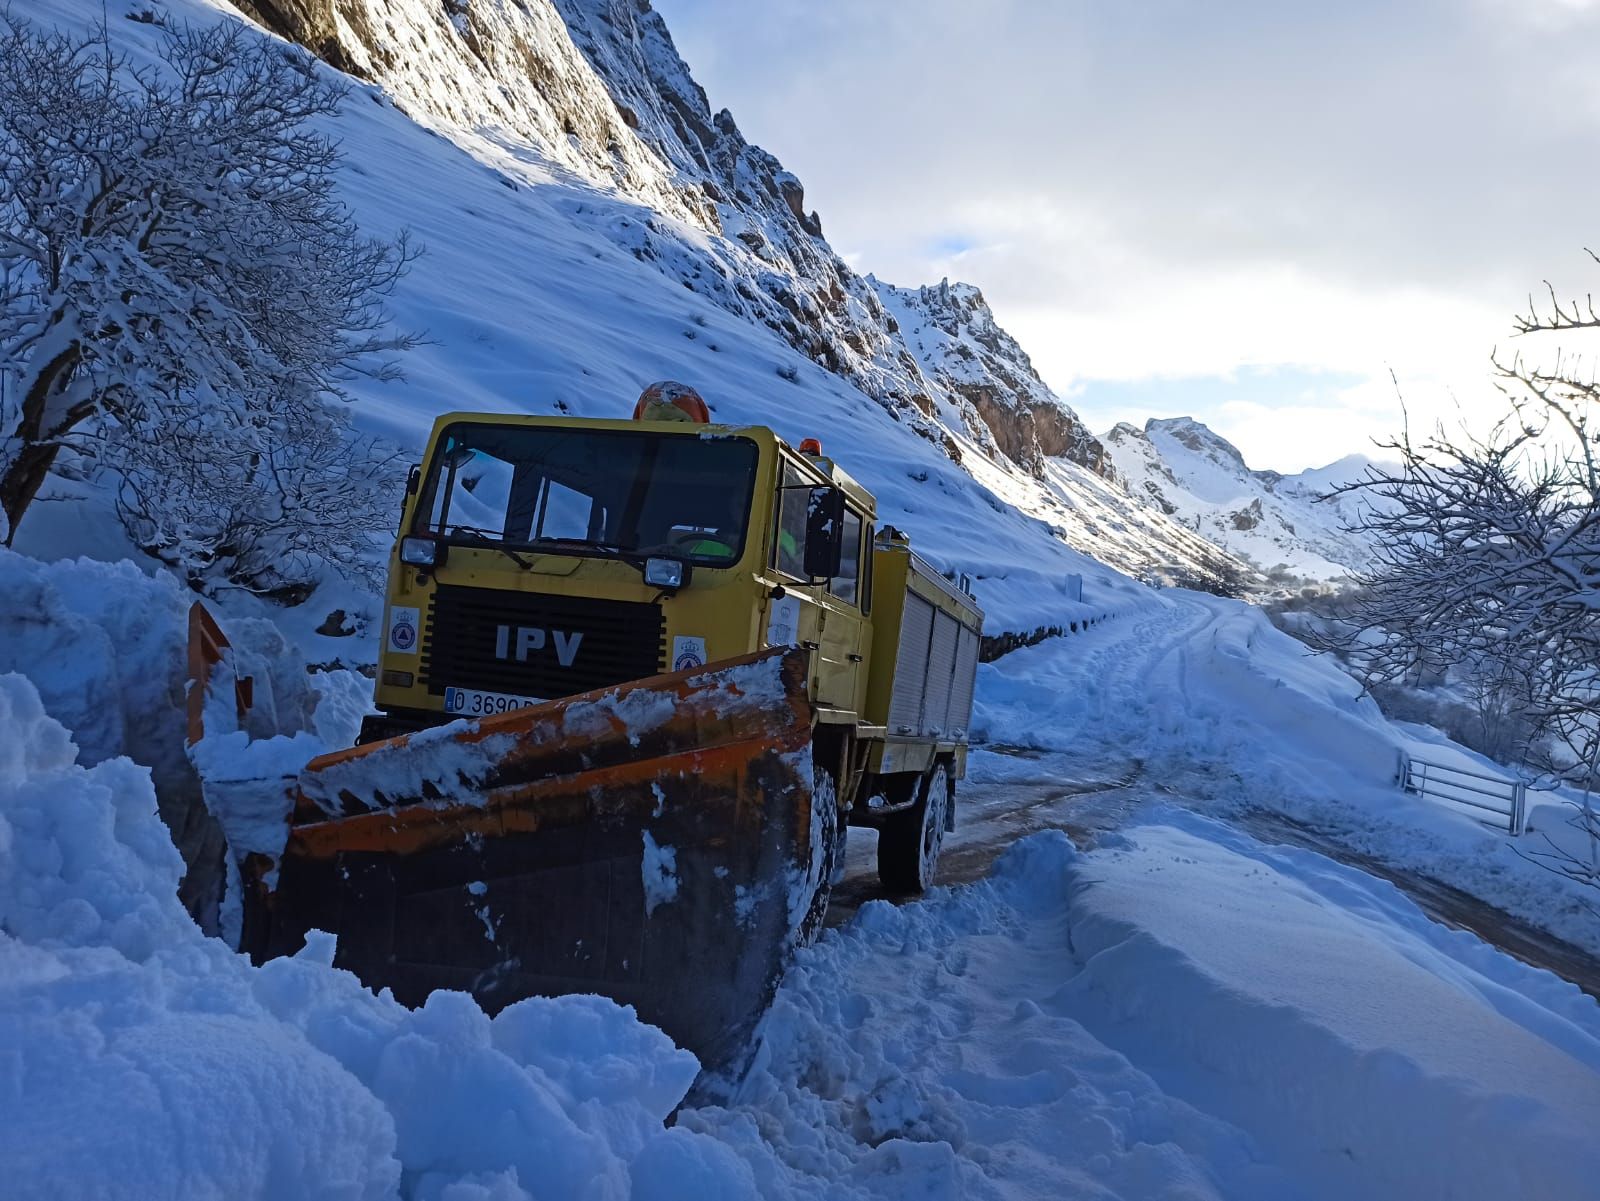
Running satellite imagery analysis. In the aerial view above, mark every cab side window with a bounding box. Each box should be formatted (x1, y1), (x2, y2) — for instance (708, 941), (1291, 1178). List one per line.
(774, 462), (809, 578)
(828, 509), (863, 607)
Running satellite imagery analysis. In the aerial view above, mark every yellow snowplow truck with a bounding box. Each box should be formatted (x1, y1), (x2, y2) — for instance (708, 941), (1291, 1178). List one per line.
(240, 391), (983, 1069)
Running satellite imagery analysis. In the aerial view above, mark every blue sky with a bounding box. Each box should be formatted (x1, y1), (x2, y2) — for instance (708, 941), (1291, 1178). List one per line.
(653, 0), (1600, 471)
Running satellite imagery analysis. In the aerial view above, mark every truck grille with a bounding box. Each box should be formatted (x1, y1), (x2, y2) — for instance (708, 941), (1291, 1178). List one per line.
(421, 586), (665, 700)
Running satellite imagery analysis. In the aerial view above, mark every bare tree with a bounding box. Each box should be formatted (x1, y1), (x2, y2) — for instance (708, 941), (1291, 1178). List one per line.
(107, 394), (406, 599)
(1311, 257), (1600, 884)
(1457, 642), (1541, 764)
(0, 12), (416, 588)
(1311, 425), (1596, 675)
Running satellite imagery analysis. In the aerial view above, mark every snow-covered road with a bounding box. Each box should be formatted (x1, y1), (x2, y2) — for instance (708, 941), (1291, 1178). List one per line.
(5, 574), (1599, 1201)
(734, 593), (1600, 1200)
(828, 597), (1212, 925)
(833, 746), (1600, 998)
(687, 814), (1600, 1200)
(965, 592), (1600, 961)
(839, 594), (1597, 989)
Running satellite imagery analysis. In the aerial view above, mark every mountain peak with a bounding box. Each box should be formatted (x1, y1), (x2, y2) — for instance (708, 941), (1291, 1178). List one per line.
(1144, 416), (1251, 475)
(1102, 415), (1377, 582)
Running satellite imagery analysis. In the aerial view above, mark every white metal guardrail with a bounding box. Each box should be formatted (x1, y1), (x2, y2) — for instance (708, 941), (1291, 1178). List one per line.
(1398, 753), (1528, 835)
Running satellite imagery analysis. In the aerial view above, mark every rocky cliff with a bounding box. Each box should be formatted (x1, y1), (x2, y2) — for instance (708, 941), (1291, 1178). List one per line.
(232, 0), (1107, 482)
(873, 279), (1111, 480)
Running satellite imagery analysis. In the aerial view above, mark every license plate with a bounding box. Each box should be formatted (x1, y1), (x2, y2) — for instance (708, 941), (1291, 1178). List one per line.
(444, 686), (544, 717)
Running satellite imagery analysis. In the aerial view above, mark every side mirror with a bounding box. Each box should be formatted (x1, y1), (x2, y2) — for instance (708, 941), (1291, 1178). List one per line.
(803, 486), (845, 579)
(400, 464), (424, 536)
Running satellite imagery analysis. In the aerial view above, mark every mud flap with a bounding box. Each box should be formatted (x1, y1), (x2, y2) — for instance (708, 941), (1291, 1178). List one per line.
(244, 648), (818, 1072)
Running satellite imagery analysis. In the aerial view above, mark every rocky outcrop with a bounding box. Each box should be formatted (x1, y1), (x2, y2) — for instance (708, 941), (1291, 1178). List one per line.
(233, 0), (693, 219)
(232, 1), (358, 73)
(1229, 498), (1264, 530)
(873, 279), (1112, 480)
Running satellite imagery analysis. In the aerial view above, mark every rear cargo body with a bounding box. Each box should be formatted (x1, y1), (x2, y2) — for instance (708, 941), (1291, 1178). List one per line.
(862, 535), (984, 783)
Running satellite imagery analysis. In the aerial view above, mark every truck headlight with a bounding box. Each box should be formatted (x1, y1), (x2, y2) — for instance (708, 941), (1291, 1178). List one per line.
(643, 556), (687, 590)
(400, 537), (440, 567)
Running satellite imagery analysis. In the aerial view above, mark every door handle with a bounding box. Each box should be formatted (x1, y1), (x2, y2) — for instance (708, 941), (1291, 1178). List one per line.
(847, 653), (863, 662)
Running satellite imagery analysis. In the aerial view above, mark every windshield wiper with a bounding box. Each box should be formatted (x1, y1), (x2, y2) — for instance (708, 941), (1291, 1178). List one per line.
(525, 536), (638, 560)
(440, 527), (643, 568)
(442, 525), (533, 569)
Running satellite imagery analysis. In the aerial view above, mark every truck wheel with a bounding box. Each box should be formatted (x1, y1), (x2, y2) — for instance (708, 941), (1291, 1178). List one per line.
(798, 760), (843, 944)
(877, 761), (952, 894)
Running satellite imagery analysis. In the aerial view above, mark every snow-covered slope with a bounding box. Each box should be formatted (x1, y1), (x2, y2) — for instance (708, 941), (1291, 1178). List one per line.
(109, 0), (1251, 615)
(230, 0), (1037, 476)
(1103, 417), (1387, 583)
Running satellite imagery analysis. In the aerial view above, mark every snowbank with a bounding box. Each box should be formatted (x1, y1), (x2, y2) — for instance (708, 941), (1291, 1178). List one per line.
(0, 546), (329, 779)
(0, 672), (751, 1200)
(0, 546), (365, 931)
(1069, 811), (1600, 1201)
(973, 590), (1600, 955)
(0, 548), (191, 785)
(678, 817), (1600, 1200)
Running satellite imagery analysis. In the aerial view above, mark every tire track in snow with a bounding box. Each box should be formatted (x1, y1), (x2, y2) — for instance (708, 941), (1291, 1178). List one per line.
(830, 593), (1600, 998)
(830, 598), (1218, 926)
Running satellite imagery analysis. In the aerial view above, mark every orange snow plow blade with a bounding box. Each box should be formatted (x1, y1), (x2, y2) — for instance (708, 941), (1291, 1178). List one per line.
(242, 648), (820, 1071)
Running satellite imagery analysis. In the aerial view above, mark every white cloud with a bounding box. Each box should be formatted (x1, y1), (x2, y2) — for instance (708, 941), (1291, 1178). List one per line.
(654, 0), (1600, 466)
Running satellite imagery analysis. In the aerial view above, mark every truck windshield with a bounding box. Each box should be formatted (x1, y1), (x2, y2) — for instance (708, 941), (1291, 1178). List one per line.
(416, 423), (760, 567)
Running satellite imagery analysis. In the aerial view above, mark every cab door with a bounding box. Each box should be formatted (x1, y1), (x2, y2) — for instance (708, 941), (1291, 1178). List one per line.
(816, 507), (869, 715)
(765, 457), (822, 671)
(765, 457), (867, 714)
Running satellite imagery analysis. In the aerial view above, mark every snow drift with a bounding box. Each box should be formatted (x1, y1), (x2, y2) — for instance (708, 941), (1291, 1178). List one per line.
(677, 816), (1600, 1201)
(0, 670), (762, 1201)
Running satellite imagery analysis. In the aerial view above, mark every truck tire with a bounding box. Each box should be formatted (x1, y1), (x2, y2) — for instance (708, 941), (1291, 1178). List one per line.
(799, 757), (844, 943)
(877, 760), (952, 894)
(798, 802), (841, 944)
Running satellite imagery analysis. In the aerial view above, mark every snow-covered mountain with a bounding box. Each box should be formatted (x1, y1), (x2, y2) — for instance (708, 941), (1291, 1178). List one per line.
(234, 0), (1097, 481)
(1103, 417), (1389, 583)
(13, 0), (1253, 623)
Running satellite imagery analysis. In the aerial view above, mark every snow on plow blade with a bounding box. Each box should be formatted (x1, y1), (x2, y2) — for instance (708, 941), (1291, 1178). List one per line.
(243, 648), (818, 1071)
